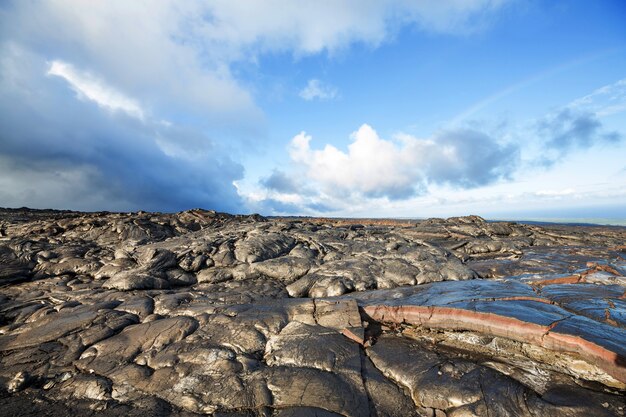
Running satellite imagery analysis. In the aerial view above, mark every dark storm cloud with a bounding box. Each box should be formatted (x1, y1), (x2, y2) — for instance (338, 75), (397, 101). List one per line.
(0, 45), (244, 213)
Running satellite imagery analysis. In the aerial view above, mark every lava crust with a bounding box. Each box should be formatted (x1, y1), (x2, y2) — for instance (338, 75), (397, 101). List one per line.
(1, 208), (625, 416)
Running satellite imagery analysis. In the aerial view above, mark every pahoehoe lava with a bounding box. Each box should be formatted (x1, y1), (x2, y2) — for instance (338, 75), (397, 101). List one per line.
(0, 208), (625, 416)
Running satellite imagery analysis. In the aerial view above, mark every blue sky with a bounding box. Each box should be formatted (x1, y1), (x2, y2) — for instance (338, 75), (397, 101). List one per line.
(1, 1), (625, 222)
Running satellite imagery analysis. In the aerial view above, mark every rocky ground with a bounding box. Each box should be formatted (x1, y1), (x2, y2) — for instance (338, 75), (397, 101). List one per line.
(0, 207), (625, 416)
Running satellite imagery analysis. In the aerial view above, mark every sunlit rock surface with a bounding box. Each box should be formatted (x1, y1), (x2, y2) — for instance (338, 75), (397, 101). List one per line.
(0, 208), (625, 416)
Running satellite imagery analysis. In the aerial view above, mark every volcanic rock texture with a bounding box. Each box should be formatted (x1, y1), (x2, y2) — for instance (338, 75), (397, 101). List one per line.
(0, 208), (625, 416)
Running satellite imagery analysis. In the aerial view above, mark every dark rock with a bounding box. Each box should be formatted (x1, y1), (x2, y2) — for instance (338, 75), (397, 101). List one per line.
(234, 233), (296, 263)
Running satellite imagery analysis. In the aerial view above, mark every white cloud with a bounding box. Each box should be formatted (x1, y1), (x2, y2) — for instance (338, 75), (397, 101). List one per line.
(1, 0), (512, 136)
(2, 1), (511, 103)
(288, 123), (518, 200)
(569, 78), (626, 117)
(299, 79), (338, 101)
(535, 188), (575, 197)
(289, 125), (418, 198)
(180, 0), (511, 56)
(3, 1), (261, 130)
(47, 60), (144, 119)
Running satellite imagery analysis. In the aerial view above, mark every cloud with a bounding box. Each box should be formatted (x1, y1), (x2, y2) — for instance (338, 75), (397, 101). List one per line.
(534, 188), (575, 197)
(540, 109), (601, 149)
(1, 1), (263, 132)
(532, 77), (625, 165)
(47, 60), (145, 120)
(248, 198), (301, 216)
(299, 79), (338, 101)
(0, 1), (513, 121)
(176, 0), (511, 57)
(248, 77), (626, 217)
(244, 194), (337, 216)
(244, 170), (337, 216)
(260, 170), (300, 193)
(570, 78), (626, 117)
(306, 201), (337, 213)
(288, 124), (518, 200)
(536, 108), (622, 165)
(241, 183), (325, 216)
(0, 44), (244, 213)
(0, 0), (513, 212)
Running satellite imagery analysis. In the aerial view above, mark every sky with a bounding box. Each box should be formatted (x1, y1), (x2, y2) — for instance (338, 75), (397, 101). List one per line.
(1, 1), (625, 223)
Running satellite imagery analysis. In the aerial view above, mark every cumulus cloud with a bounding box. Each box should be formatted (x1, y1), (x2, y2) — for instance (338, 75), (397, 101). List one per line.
(288, 124), (518, 200)
(299, 79), (338, 101)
